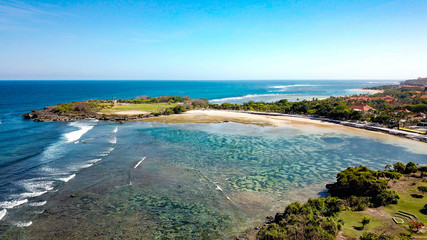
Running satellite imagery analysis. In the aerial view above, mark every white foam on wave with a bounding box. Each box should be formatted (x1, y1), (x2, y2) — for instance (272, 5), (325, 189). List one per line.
(270, 84), (319, 89)
(57, 174), (76, 182)
(100, 146), (115, 156)
(28, 201), (47, 207)
(89, 158), (102, 163)
(268, 84), (320, 92)
(41, 167), (66, 176)
(11, 179), (54, 200)
(14, 221), (32, 227)
(64, 122), (95, 143)
(210, 94), (285, 103)
(81, 163), (93, 168)
(0, 209), (7, 220)
(113, 127), (118, 133)
(110, 136), (117, 144)
(0, 199), (28, 209)
(20, 191), (47, 198)
(134, 156), (146, 169)
(18, 179), (55, 194)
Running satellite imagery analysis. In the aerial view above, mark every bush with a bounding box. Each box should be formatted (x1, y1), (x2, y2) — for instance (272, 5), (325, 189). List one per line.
(346, 196), (370, 211)
(376, 171), (402, 180)
(420, 204), (427, 215)
(405, 162), (418, 174)
(259, 197), (343, 240)
(393, 162), (406, 173)
(374, 190), (400, 206)
(418, 186), (427, 195)
(172, 105), (187, 114)
(359, 232), (396, 240)
(326, 166), (389, 205)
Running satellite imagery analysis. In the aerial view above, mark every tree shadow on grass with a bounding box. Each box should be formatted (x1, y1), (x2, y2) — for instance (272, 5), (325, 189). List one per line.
(352, 226), (364, 231)
(410, 194), (424, 198)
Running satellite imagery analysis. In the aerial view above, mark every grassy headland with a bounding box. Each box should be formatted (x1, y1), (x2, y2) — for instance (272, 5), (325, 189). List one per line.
(22, 96), (209, 122)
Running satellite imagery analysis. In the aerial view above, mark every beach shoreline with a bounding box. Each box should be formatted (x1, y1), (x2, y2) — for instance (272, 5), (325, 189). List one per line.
(140, 110), (427, 145)
(349, 88), (384, 94)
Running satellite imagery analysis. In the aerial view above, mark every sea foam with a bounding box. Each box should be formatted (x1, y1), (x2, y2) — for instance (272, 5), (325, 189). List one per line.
(89, 158), (102, 163)
(0, 209), (6, 220)
(19, 191), (48, 198)
(210, 94), (285, 103)
(14, 221), (32, 227)
(57, 174), (76, 182)
(64, 122), (94, 143)
(28, 201), (47, 207)
(0, 199), (28, 209)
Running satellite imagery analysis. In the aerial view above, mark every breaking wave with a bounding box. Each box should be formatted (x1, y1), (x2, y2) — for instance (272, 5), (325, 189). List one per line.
(28, 201), (47, 207)
(57, 174), (76, 182)
(14, 221), (32, 227)
(0, 209), (7, 220)
(64, 122), (95, 143)
(210, 94), (286, 103)
(0, 199), (28, 209)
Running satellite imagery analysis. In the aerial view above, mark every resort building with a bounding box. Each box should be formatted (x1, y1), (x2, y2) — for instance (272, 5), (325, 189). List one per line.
(349, 104), (375, 112)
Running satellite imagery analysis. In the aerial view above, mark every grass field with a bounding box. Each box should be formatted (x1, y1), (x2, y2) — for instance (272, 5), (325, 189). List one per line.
(383, 180), (427, 236)
(339, 211), (388, 238)
(100, 103), (177, 114)
(339, 178), (427, 238)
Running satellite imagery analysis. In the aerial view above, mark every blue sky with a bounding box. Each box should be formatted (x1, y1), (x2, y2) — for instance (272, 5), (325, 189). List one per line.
(0, 0), (426, 80)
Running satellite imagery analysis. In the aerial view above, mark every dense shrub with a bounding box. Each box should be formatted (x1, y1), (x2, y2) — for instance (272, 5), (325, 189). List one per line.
(172, 105), (187, 114)
(258, 197), (343, 240)
(405, 162), (418, 174)
(258, 164), (425, 240)
(359, 232), (399, 240)
(393, 162), (406, 173)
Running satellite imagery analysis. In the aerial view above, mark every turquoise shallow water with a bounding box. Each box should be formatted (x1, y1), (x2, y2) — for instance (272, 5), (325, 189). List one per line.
(1, 80), (425, 238)
(3, 121), (425, 239)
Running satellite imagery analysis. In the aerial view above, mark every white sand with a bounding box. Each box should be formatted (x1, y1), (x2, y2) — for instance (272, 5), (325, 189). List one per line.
(349, 88), (384, 94)
(144, 110), (427, 154)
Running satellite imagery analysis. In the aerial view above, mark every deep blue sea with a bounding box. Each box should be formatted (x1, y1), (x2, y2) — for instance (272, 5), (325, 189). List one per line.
(1, 80), (426, 239)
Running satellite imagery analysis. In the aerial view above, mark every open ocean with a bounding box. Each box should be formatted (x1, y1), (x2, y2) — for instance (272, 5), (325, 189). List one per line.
(1, 80), (426, 239)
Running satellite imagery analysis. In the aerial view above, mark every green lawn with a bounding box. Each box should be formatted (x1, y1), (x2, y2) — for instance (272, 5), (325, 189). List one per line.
(101, 103), (177, 113)
(339, 180), (427, 238)
(339, 211), (389, 238)
(383, 181), (427, 236)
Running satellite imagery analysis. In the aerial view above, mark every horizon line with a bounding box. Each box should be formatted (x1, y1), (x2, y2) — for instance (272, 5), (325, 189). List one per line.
(0, 79), (406, 81)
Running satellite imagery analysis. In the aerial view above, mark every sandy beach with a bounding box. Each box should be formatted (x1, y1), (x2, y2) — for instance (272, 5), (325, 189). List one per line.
(349, 88), (384, 94)
(140, 110), (427, 154)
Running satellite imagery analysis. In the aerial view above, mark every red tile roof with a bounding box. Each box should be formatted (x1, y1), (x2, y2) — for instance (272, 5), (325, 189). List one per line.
(349, 104), (375, 112)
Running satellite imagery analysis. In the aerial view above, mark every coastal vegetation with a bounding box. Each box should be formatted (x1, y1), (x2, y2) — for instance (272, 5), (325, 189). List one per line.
(23, 78), (426, 134)
(257, 163), (427, 240)
(22, 96), (209, 122)
(209, 79), (427, 130)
